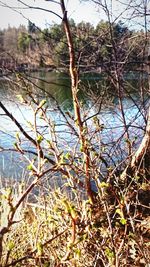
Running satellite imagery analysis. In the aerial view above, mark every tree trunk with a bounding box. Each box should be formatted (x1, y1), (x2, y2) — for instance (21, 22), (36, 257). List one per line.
(121, 101), (150, 181)
(131, 106), (150, 171)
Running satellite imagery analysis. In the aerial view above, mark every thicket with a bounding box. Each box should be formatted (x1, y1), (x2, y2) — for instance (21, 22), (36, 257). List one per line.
(0, 0), (150, 266)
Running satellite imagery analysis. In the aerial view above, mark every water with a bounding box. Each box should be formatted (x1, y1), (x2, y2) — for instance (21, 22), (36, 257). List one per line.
(0, 71), (149, 181)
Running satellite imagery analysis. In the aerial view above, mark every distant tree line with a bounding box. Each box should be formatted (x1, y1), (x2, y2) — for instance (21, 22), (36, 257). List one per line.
(0, 20), (149, 72)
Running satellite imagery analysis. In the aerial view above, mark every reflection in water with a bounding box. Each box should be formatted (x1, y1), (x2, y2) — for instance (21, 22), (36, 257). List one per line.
(0, 71), (148, 180)
(30, 71), (91, 110)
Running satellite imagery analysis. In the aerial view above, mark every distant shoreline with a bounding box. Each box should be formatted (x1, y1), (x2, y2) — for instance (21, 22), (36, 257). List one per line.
(0, 62), (149, 79)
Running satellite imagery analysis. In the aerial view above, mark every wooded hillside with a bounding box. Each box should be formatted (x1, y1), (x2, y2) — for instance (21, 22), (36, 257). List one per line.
(0, 20), (149, 72)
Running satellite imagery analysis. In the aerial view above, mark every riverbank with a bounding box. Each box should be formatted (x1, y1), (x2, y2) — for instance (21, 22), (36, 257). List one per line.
(0, 65), (149, 82)
(0, 173), (149, 266)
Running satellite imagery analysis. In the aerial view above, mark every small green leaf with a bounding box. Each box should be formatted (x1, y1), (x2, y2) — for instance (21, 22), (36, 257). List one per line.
(105, 247), (115, 262)
(116, 208), (123, 217)
(75, 248), (81, 259)
(15, 132), (20, 142)
(38, 99), (47, 109)
(37, 242), (43, 256)
(82, 127), (87, 135)
(13, 142), (17, 149)
(27, 164), (33, 171)
(80, 144), (83, 152)
(59, 154), (65, 164)
(65, 152), (71, 159)
(7, 240), (15, 250)
(99, 182), (109, 188)
(120, 218), (127, 225)
(37, 135), (43, 144)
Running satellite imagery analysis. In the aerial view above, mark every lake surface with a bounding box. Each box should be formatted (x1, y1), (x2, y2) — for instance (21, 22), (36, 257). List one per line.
(0, 71), (149, 182)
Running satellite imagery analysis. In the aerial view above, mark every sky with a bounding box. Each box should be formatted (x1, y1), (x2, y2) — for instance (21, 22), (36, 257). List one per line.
(0, 0), (101, 29)
(0, 0), (149, 30)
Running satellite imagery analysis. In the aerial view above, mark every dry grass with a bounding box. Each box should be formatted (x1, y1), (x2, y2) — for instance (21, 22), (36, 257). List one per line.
(0, 176), (150, 267)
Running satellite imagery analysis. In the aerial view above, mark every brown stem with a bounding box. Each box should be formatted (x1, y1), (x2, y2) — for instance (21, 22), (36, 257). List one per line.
(60, 0), (94, 203)
(0, 101), (43, 158)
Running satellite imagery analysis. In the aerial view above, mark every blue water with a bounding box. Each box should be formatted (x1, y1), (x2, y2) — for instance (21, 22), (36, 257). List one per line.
(0, 72), (148, 181)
